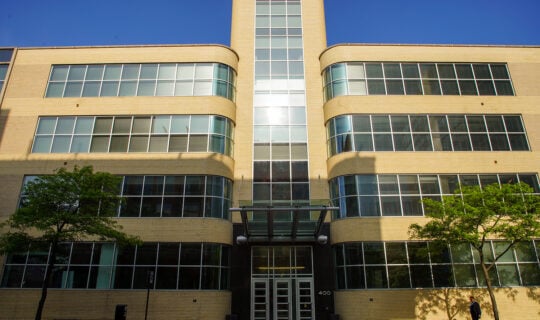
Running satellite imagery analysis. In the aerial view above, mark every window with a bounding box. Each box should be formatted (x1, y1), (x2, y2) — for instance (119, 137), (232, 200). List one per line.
(0, 49), (12, 94)
(20, 175), (232, 219)
(334, 240), (540, 289)
(252, 160), (309, 206)
(45, 63), (236, 101)
(326, 114), (529, 156)
(1, 242), (230, 290)
(119, 175), (232, 219)
(330, 173), (539, 218)
(32, 115), (234, 156)
(323, 62), (514, 101)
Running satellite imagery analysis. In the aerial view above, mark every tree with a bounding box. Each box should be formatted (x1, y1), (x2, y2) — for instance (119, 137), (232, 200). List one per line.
(0, 166), (140, 320)
(409, 182), (540, 320)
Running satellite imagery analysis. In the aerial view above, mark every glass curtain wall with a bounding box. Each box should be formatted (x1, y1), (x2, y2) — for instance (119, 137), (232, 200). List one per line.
(1, 242), (231, 290)
(326, 114), (530, 155)
(323, 62), (514, 100)
(334, 240), (540, 289)
(253, 0), (309, 208)
(46, 63), (236, 100)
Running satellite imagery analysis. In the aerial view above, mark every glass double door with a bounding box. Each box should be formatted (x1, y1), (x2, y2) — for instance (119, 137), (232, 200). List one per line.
(251, 246), (315, 320)
(252, 278), (314, 320)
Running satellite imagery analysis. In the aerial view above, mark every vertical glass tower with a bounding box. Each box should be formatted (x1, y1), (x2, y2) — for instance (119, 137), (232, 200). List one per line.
(230, 1), (331, 319)
(252, 0), (310, 207)
(231, 0), (328, 209)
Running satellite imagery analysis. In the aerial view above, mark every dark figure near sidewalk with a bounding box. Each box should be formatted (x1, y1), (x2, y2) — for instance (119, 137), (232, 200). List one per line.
(469, 296), (482, 320)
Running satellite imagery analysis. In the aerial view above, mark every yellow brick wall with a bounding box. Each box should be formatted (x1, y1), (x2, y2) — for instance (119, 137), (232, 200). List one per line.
(331, 216), (425, 243)
(302, 0), (329, 204)
(334, 288), (540, 320)
(230, 0), (255, 214)
(119, 217), (232, 243)
(327, 152), (540, 178)
(0, 289), (231, 320)
(0, 174), (23, 219)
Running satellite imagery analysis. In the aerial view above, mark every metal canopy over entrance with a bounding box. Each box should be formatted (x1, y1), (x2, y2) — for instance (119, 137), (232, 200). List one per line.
(230, 206), (339, 243)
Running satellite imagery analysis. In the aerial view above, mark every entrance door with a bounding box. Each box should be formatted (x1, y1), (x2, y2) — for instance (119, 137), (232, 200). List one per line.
(296, 279), (315, 320)
(251, 246), (315, 320)
(252, 279), (270, 320)
(251, 278), (315, 320)
(274, 279), (292, 320)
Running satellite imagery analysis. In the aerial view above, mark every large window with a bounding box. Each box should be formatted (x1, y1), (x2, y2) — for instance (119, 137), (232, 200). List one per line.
(330, 173), (539, 218)
(32, 115), (234, 156)
(252, 246), (313, 277)
(334, 240), (540, 289)
(45, 63), (236, 101)
(323, 62), (514, 100)
(253, 0), (310, 207)
(118, 175), (232, 219)
(1, 242), (230, 290)
(326, 114), (529, 155)
(0, 49), (13, 94)
(253, 160), (310, 206)
(21, 175), (233, 219)
(255, 0), (304, 81)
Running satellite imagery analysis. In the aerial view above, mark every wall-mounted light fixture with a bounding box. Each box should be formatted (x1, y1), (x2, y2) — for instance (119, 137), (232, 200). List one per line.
(236, 235), (248, 245)
(317, 235), (328, 245)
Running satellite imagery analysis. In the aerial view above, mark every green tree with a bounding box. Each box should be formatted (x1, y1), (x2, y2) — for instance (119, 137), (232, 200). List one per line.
(409, 182), (540, 320)
(0, 166), (140, 320)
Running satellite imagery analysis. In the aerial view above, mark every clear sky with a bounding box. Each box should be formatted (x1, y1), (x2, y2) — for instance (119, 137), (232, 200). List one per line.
(0, 0), (538, 48)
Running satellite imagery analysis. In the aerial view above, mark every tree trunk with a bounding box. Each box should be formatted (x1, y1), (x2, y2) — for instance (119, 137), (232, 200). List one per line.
(442, 288), (452, 320)
(35, 241), (58, 320)
(481, 260), (500, 320)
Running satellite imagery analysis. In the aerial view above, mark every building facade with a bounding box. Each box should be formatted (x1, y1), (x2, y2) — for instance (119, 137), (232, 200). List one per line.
(0, 0), (539, 319)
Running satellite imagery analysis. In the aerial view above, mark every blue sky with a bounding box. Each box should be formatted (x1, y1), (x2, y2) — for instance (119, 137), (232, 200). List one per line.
(0, 0), (538, 47)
